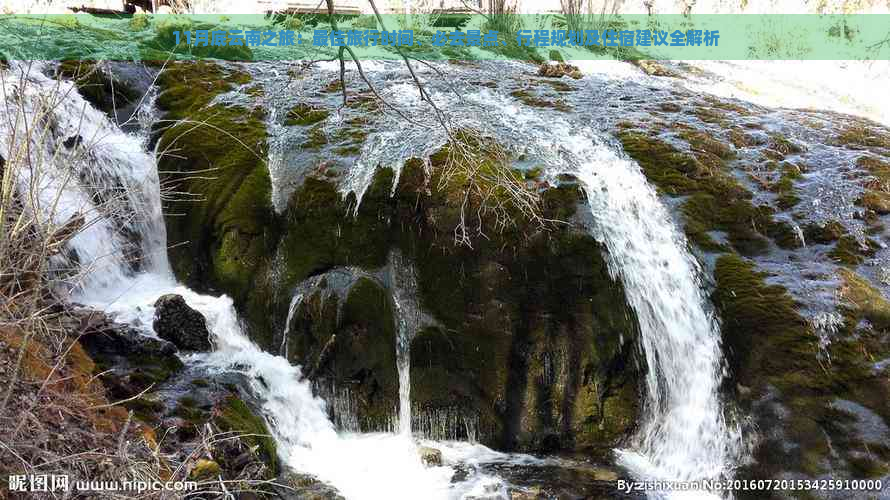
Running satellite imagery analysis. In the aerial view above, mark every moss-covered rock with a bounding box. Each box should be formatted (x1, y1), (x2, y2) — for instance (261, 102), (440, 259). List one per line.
(837, 269), (890, 332)
(284, 103), (330, 126)
(57, 61), (139, 116)
(715, 254), (890, 485)
(828, 234), (879, 266)
(155, 62), (280, 345)
(159, 65), (641, 452)
(271, 142), (640, 451)
(618, 130), (802, 255)
(214, 396), (278, 476)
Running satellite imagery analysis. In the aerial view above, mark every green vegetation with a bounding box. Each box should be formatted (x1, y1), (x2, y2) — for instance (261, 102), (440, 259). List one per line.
(509, 89), (571, 112)
(617, 130), (799, 254)
(215, 396), (278, 476)
(154, 62), (279, 347)
(834, 123), (890, 150)
(284, 103), (330, 126)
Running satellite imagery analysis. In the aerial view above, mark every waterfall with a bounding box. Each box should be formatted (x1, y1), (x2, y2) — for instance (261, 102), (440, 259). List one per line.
(280, 293), (303, 358)
(565, 135), (742, 487)
(1, 61), (521, 500)
(388, 250), (422, 437)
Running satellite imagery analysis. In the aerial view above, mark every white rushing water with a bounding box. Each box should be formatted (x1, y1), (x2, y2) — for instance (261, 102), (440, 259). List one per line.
(571, 139), (741, 488)
(446, 90), (743, 495)
(1, 53), (751, 499)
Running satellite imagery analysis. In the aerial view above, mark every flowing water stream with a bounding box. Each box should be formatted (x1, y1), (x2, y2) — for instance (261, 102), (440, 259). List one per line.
(0, 60), (551, 500)
(9, 48), (883, 498)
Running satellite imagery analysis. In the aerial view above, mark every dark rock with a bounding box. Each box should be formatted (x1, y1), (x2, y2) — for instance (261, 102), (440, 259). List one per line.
(63, 135), (83, 149)
(77, 309), (177, 358)
(274, 472), (345, 500)
(153, 294), (212, 351)
(537, 62), (581, 79)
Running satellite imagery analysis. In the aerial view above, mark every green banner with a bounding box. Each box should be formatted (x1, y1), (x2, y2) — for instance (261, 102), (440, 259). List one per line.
(0, 13), (888, 60)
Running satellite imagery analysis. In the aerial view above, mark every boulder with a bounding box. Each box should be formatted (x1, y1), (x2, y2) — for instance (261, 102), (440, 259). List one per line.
(537, 62), (582, 79)
(153, 294), (212, 351)
(75, 308), (177, 358)
(418, 446), (443, 467)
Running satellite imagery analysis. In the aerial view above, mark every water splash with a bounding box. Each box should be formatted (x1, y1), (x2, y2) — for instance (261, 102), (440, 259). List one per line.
(572, 137), (741, 486)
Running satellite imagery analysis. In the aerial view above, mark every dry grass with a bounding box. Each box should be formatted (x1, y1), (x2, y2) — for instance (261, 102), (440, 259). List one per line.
(434, 130), (547, 247)
(0, 61), (280, 499)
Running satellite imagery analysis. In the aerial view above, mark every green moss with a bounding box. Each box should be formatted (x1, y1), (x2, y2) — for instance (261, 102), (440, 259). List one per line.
(729, 128), (760, 148)
(857, 156), (890, 185)
(713, 254), (811, 387)
(838, 269), (890, 331)
(284, 103), (330, 126)
(538, 79), (574, 92)
(155, 62), (279, 347)
(301, 124), (329, 150)
(834, 123), (890, 150)
(857, 190), (890, 215)
(656, 102), (681, 113)
(771, 163), (802, 210)
(126, 354), (184, 390)
(715, 254), (890, 479)
(681, 193), (773, 255)
(616, 131), (704, 195)
(172, 399), (207, 425)
(57, 61), (138, 116)
(618, 131), (800, 254)
(509, 89), (571, 112)
(767, 133), (806, 158)
(702, 95), (753, 115)
(126, 397), (164, 423)
(828, 235), (879, 266)
(678, 130), (735, 160)
(189, 459), (221, 480)
(215, 396), (278, 475)
(321, 278), (399, 430)
(694, 107), (729, 126)
(803, 220), (845, 244)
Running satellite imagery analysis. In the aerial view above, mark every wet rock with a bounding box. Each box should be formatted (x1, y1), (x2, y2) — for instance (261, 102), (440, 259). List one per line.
(76, 309), (176, 358)
(153, 294), (212, 351)
(275, 472), (345, 500)
(510, 487), (546, 500)
(536, 61), (582, 79)
(630, 59), (680, 78)
(418, 446), (443, 467)
(56, 61), (139, 116)
(859, 190), (890, 214)
(63, 135), (83, 149)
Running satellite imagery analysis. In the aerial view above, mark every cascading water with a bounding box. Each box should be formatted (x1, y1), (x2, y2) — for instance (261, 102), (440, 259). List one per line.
(571, 139), (742, 485)
(304, 59), (744, 492)
(0, 61), (527, 500)
(465, 93), (744, 491)
(388, 250), (422, 436)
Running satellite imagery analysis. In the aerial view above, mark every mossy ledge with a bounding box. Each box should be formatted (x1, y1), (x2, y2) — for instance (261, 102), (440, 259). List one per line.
(714, 255), (890, 486)
(276, 164), (641, 453)
(150, 84), (645, 453)
(617, 130), (800, 255)
(154, 61), (281, 344)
